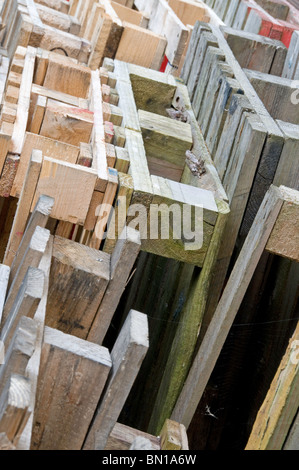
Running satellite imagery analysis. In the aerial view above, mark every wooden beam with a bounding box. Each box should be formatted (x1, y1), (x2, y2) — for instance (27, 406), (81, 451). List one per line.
(83, 309), (149, 450)
(31, 326), (111, 450)
(46, 236), (110, 340)
(171, 185), (285, 428)
(87, 226), (141, 344)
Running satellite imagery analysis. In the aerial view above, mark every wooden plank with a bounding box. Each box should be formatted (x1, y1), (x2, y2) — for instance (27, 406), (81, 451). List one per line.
(274, 121), (299, 191)
(115, 22), (166, 71)
(0, 154), (19, 198)
(192, 45), (226, 119)
(28, 95), (47, 134)
(245, 69), (299, 125)
(3, 150), (44, 269)
(8, 194), (54, 285)
(111, 2), (149, 27)
(11, 46), (36, 155)
(246, 320), (299, 450)
(209, 23), (284, 137)
(282, 30), (299, 80)
(0, 133), (12, 176)
(114, 60), (141, 131)
(138, 109), (192, 170)
(0, 374), (31, 447)
(32, 157), (97, 225)
(87, 226), (141, 344)
(83, 309), (149, 450)
(168, 0), (209, 26)
(39, 99), (94, 146)
(43, 53), (91, 99)
(90, 69), (108, 191)
(171, 185), (285, 428)
(148, 0), (189, 69)
(11, 133), (80, 198)
(31, 326), (111, 450)
(222, 26), (287, 74)
(46, 236), (110, 340)
(31, 83), (89, 109)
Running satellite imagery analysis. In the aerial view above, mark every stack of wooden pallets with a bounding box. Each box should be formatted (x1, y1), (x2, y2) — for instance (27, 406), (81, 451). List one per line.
(201, 0), (299, 47)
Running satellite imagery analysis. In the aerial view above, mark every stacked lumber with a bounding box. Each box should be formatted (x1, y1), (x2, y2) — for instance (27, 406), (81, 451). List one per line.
(201, 0), (299, 47)
(0, 0), (214, 74)
(0, 46), (128, 259)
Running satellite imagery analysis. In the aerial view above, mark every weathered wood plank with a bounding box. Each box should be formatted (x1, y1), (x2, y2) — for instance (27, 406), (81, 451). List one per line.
(31, 326), (111, 450)
(83, 309), (148, 450)
(46, 236), (110, 340)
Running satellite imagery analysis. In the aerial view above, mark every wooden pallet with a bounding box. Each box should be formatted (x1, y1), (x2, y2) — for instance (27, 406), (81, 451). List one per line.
(103, 59), (229, 265)
(201, 0), (299, 47)
(172, 185), (299, 448)
(0, 46), (131, 266)
(0, 192), (189, 450)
